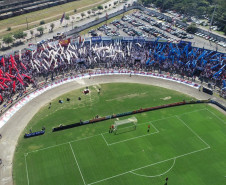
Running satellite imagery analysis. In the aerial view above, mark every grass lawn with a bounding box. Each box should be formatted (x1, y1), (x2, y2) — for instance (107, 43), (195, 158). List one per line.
(13, 83), (226, 185)
(0, 0), (109, 38)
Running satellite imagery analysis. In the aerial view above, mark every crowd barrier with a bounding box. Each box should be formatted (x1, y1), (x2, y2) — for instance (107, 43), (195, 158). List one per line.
(52, 101), (186, 132)
(52, 99), (225, 132)
(24, 130), (45, 138)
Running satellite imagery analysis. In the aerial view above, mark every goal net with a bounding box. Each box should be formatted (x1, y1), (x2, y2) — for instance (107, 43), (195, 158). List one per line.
(113, 117), (137, 134)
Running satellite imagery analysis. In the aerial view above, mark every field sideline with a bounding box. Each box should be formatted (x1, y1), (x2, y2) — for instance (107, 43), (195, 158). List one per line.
(12, 83), (226, 185)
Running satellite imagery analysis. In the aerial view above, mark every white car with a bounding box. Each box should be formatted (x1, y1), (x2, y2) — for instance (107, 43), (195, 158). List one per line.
(187, 35), (194, 39)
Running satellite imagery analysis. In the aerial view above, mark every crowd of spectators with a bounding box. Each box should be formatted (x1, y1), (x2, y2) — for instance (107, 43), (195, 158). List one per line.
(0, 38), (225, 108)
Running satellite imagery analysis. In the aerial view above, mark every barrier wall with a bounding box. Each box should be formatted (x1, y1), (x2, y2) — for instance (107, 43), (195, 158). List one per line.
(52, 101), (186, 132)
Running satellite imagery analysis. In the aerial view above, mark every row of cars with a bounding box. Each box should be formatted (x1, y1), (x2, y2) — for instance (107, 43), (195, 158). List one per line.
(195, 32), (226, 48)
(126, 12), (194, 42)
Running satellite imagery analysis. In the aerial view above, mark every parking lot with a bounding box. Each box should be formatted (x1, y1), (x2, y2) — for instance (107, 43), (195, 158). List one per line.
(86, 10), (226, 53)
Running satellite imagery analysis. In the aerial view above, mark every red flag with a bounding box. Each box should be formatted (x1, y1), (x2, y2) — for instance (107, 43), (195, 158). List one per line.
(2, 83), (8, 88)
(0, 69), (3, 76)
(20, 62), (27, 70)
(5, 73), (15, 79)
(16, 77), (24, 85)
(22, 74), (31, 79)
(9, 65), (12, 74)
(0, 94), (3, 102)
(13, 81), (16, 92)
(1, 57), (5, 67)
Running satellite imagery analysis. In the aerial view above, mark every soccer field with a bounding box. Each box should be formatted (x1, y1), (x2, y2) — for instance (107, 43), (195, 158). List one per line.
(13, 83), (226, 185)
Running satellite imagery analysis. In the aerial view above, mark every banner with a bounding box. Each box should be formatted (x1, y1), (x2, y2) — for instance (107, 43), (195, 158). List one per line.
(91, 36), (101, 42)
(59, 38), (70, 46)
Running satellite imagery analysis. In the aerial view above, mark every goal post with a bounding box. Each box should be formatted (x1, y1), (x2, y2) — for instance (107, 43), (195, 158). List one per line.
(113, 117), (137, 134)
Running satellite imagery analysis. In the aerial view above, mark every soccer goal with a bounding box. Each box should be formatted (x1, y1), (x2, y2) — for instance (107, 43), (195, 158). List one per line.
(113, 117), (137, 134)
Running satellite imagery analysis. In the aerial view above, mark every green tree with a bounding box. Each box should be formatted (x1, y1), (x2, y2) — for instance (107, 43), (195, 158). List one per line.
(3, 35), (14, 46)
(30, 30), (34, 38)
(50, 23), (55, 31)
(7, 27), (11, 31)
(223, 26), (226, 35)
(40, 20), (45, 25)
(37, 27), (44, 35)
(97, 5), (103, 10)
(81, 12), (86, 18)
(186, 23), (198, 34)
(14, 31), (27, 41)
(74, 9), (77, 13)
(65, 15), (70, 20)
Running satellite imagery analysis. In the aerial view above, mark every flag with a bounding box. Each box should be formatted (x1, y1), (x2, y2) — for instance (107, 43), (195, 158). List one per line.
(223, 80), (226, 88)
(1, 57), (5, 67)
(0, 94), (3, 102)
(60, 12), (65, 24)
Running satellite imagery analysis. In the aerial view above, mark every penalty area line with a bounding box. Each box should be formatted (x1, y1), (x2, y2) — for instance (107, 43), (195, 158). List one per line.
(69, 142), (86, 185)
(205, 108), (226, 125)
(24, 153), (30, 185)
(130, 158), (176, 178)
(88, 146), (210, 185)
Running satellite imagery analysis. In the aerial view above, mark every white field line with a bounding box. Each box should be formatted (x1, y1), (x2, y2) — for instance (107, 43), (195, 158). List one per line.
(101, 133), (109, 146)
(130, 158), (176, 178)
(88, 146), (210, 185)
(25, 108), (206, 154)
(176, 116), (210, 148)
(24, 153), (30, 185)
(107, 131), (159, 146)
(205, 108), (226, 125)
(69, 143), (86, 185)
(28, 134), (101, 154)
(151, 122), (159, 133)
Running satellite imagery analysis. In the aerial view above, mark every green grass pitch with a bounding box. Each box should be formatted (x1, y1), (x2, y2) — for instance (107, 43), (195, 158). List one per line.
(13, 83), (226, 185)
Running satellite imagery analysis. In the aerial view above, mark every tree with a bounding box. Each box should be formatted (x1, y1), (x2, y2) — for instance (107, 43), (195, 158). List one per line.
(186, 23), (198, 34)
(14, 31), (27, 42)
(105, 5), (108, 9)
(7, 27), (11, 31)
(37, 27), (44, 35)
(97, 5), (103, 10)
(87, 10), (91, 16)
(50, 23), (55, 31)
(223, 26), (226, 35)
(74, 9), (77, 13)
(3, 35), (14, 47)
(65, 15), (70, 20)
(81, 12), (86, 18)
(92, 7), (97, 14)
(30, 30), (34, 38)
(40, 20), (45, 25)
(114, 1), (118, 6)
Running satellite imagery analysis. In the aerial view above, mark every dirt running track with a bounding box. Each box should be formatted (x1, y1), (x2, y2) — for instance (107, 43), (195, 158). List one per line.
(0, 75), (225, 185)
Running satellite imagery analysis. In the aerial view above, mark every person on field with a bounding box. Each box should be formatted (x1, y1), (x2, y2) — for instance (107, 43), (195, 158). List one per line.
(111, 124), (114, 133)
(147, 124), (150, 132)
